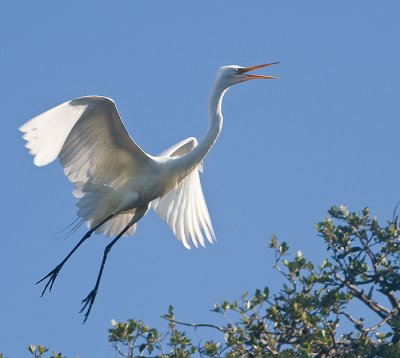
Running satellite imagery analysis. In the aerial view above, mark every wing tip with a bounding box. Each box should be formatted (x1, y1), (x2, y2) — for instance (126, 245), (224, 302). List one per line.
(70, 95), (116, 107)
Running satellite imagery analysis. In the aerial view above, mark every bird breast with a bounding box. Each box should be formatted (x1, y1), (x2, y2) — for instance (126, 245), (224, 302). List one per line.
(105, 158), (192, 215)
(118, 160), (177, 208)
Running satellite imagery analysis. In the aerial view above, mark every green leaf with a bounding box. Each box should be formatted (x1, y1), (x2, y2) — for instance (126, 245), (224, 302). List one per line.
(263, 287), (270, 297)
(269, 234), (278, 248)
(38, 345), (48, 354)
(280, 241), (289, 254)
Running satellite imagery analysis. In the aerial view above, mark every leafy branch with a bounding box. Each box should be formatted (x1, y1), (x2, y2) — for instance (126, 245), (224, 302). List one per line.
(10, 205), (400, 357)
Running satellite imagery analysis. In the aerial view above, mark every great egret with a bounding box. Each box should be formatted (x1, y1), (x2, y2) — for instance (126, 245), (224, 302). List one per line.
(20, 62), (278, 321)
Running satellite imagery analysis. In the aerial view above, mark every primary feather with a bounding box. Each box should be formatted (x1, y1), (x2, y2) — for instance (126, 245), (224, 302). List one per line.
(152, 137), (215, 248)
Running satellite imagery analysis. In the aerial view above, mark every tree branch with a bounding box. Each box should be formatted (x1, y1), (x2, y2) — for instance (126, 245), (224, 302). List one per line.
(386, 290), (400, 310)
(339, 311), (365, 334)
(161, 315), (226, 333)
(335, 274), (390, 319)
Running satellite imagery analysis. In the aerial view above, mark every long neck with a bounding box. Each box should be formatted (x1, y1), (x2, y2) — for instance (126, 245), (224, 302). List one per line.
(200, 83), (228, 161)
(171, 82), (228, 176)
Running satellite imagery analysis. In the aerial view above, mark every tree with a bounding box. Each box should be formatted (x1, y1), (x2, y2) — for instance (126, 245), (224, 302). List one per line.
(6, 205), (400, 357)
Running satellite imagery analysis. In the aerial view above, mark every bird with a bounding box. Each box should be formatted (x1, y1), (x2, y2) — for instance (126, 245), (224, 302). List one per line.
(19, 62), (278, 322)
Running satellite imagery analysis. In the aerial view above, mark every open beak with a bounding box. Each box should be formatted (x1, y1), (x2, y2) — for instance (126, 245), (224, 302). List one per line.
(242, 62), (279, 80)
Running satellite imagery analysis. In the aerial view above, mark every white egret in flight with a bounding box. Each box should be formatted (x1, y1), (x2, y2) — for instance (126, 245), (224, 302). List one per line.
(20, 62), (278, 321)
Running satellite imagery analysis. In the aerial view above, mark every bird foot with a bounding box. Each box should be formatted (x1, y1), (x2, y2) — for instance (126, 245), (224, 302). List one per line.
(36, 264), (63, 296)
(80, 289), (97, 323)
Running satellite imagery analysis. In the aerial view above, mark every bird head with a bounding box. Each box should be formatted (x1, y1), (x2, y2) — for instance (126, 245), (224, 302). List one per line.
(216, 62), (279, 88)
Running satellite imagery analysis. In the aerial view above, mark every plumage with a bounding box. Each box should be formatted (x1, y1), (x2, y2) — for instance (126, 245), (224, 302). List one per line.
(20, 96), (215, 244)
(19, 62), (278, 321)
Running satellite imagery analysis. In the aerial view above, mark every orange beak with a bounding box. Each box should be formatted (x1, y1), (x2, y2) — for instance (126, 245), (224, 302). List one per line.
(242, 62), (279, 79)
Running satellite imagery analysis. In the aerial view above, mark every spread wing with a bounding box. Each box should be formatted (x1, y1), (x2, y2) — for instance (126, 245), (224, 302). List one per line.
(20, 96), (151, 187)
(152, 138), (216, 249)
(20, 96), (153, 234)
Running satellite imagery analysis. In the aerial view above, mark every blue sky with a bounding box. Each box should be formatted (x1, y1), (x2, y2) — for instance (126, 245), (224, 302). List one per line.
(1, 1), (400, 356)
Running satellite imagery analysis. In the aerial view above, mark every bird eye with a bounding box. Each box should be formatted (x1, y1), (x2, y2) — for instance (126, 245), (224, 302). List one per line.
(235, 68), (245, 75)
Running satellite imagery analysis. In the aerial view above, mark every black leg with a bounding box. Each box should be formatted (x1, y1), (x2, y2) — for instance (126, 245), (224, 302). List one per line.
(36, 214), (114, 296)
(80, 206), (148, 323)
(80, 228), (127, 322)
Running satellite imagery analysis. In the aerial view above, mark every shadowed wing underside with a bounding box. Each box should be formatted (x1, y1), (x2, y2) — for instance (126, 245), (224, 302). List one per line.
(20, 96), (153, 236)
(20, 96), (215, 246)
(153, 137), (216, 249)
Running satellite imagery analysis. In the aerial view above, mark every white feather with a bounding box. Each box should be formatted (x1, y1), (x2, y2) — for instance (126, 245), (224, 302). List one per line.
(20, 96), (152, 236)
(20, 97), (216, 244)
(152, 138), (216, 249)
(19, 63), (277, 320)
